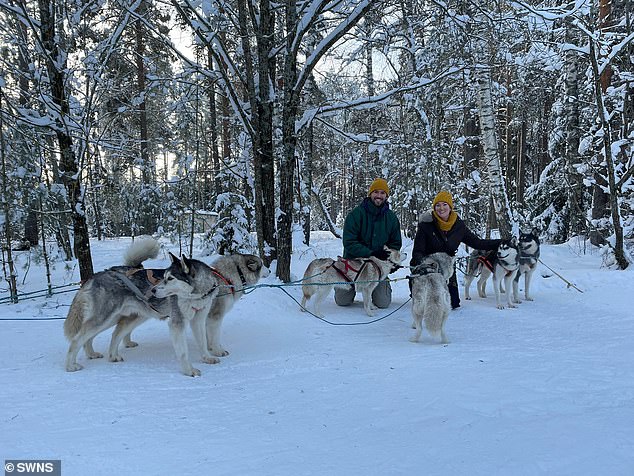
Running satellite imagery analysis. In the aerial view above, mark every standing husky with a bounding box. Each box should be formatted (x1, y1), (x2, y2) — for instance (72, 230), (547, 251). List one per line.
(409, 252), (455, 344)
(300, 246), (404, 318)
(64, 238), (220, 376)
(463, 238), (520, 309)
(513, 228), (540, 303)
(204, 254), (270, 359)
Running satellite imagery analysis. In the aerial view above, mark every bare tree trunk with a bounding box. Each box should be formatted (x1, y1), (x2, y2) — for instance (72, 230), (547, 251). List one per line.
(503, 72), (514, 203)
(235, 0), (276, 265)
(135, 0), (156, 234)
(276, 0), (375, 281)
(218, 32), (231, 179)
(277, 0), (300, 282)
(475, 63), (513, 238)
(461, 102), (480, 223)
(302, 122), (314, 246)
(207, 47), (221, 198)
(515, 120), (526, 205)
(564, 24), (585, 237)
(38, 0), (93, 281)
(310, 188), (341, 239)
(0, 89), (18, 303)
(89, 149), (104, 240)
(589, 41), (628, 269)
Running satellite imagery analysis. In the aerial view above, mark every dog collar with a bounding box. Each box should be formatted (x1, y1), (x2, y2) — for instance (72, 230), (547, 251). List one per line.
(236, 265), (248, 288)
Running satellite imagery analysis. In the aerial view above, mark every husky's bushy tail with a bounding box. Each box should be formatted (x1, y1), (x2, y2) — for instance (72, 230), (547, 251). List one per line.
(123, 236), (160, 267)
(64, 290), (89, 339)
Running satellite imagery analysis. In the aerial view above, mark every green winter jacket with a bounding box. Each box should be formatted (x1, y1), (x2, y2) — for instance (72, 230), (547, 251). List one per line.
(342, 197), (402, 259)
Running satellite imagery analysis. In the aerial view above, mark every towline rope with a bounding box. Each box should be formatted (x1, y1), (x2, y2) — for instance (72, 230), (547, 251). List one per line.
(0, 270), (413, 324)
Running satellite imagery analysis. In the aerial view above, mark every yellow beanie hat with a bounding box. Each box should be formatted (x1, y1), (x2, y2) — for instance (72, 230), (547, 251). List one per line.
(368, 178), (389, 197)
(432, 190), (454, 209)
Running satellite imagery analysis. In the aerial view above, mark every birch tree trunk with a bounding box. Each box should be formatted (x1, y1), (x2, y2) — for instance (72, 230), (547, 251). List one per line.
(475, 63), (513, 239)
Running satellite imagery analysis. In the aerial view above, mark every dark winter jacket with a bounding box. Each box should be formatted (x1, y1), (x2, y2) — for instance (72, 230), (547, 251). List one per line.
(343, 197), (402, 259)
(410, 211), (501, 266)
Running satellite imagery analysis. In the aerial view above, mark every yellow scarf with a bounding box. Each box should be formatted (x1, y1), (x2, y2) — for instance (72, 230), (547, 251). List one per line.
(433, 210), (458, 232)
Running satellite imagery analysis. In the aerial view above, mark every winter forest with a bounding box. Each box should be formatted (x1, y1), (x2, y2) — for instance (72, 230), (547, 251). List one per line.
(0, 0), (633, 298)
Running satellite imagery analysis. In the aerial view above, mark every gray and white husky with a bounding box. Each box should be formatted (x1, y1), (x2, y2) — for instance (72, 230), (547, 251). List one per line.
(464, 238), (520, 309)
(513, 228), (540, 303)
(123, 252), (270, 362)
(300, 246), (405, 318)
(64, 237), (220, 377)
(204, 253), (270, 359)
(409, 252), (455, 344)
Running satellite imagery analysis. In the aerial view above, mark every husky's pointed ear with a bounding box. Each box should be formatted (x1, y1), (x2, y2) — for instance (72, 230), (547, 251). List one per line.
(184, 256), (196, 276)
(180, 256), (190, 274)
(246, 257), (261, 272)
(169, 252), (179, 264)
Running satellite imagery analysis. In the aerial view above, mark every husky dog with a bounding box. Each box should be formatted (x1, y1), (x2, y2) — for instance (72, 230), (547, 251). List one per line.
(463, 238), (520, 309)
(513, 228), (540, 303)
(204, 254), (270, 358)
(64, 238), (220, 377)
(409, 252), (455, 344)
(300, 246), (405, 318)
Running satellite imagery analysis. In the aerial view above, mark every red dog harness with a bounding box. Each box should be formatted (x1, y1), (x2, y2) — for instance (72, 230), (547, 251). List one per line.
(331, 257), (380, 282)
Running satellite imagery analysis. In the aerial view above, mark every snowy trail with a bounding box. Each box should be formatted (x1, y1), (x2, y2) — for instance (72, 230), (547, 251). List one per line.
(1, 236), (633, 475)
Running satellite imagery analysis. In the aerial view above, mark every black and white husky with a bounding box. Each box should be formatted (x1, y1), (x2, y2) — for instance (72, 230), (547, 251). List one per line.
(464, 237), (520, 309)
(64, 238), (220, 377)
(513, 228), (540, 303)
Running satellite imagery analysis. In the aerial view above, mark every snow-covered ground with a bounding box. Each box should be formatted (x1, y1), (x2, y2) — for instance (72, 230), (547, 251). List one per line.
(1, 232), (633, 475)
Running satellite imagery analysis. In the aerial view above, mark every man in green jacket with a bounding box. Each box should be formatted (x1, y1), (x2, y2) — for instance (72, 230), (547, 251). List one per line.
(335, 178), (402, 309)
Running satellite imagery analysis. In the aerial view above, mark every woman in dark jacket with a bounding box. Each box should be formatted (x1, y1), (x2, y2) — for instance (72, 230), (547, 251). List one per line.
(411, 190), (500, 309)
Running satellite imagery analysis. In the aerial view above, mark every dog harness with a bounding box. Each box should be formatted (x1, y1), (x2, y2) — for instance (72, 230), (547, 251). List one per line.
(210, 265), (248, 296)
(331, 258), (380, 283)
(125, 268), (164, 286)
(410, 262), (441, 276)
(109, 268), (168, 318)
(477, 253), (495, 273)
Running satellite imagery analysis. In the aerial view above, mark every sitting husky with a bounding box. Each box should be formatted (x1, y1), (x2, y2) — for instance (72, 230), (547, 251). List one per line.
(409, 252), (455, 344)
(513, 228), (540, 303)
(300, 246), (404, 318)
(463, 237), (520, 309)
(64, 238), (220, 377)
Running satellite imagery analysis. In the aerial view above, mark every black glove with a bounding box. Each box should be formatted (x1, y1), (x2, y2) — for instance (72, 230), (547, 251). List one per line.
(371, 248), (389, 261)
